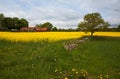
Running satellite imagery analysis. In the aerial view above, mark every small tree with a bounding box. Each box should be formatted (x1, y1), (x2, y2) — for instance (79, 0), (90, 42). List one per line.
(41, 22), (53, 31)
(35, 24), (42, 27)
(52, 27), (57, 31)
(78, 13), (108, 36)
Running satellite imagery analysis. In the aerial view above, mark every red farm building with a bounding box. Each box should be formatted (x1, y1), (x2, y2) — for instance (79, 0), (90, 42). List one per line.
(20, 27), (48, 32)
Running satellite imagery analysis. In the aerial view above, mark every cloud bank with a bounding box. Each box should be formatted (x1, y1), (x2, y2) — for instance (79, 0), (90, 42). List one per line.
(0, 0), (120, 28)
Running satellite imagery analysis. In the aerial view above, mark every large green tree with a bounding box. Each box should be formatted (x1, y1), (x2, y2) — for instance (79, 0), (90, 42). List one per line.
(78, 13), (108, 36)
(41, 22), (53, 31)
(0, 13), (29, 31)
(2, 17), (28, 30)
(18, 18), (29, 28)
(2, 17), (14, 30)
(13, 17), (19, 29)
(52, 27), (57, 31)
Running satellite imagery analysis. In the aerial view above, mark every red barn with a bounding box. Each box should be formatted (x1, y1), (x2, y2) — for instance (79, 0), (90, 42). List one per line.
(20, 27), (48, 32)
(20, 27), (35, 32)
(35, 27), (48, 32)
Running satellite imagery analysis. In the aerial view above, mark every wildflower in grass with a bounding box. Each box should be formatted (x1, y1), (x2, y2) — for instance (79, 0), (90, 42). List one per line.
(80, 70), (88, 76)
(60, 71), (62, 74)
(64, 77), (68, 79)
(72, 69), (76, 72)
(55, 69), (58, 72)
(54, 58), (56, 61)
(105, 74), (109, 79)
(76, 71), (78, 74)
(98, 74), (103, 79)
(79, 70), (88, 79)
(32, 64), (35, 69)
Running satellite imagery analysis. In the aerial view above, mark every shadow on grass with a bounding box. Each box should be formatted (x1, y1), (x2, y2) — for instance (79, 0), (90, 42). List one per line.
(82, 35), (120, 41)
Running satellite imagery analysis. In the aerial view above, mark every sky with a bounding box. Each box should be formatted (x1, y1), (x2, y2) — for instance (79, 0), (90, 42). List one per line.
(0, 0), (120, 28)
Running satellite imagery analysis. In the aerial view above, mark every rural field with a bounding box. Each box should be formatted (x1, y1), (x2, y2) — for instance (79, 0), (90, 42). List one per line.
(0, 32), (120, 79)
(0, 32), (120, 41)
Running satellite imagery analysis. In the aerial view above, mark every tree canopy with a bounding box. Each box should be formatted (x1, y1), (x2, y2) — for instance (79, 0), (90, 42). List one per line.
(0, 13), (29, 31)
(78, 13), (109, 36)
(41, 22), (53, 31)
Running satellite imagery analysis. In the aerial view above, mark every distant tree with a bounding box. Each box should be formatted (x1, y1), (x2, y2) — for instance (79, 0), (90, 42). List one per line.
(2, 17), (14, 30)
(117, 25), (120, 31)
(35, 24), (40, 27)
(41, 22), (53, 31)
(0, 13), (29, 31)
(13, 17), (19, 29)
(35, 24), (42, 27)
(76, 28), (81, 31)
(18, 18), (29, 29)
(52, 27), (57, 31)
(0, 13), (5, 27)
(78, 13), (108, 36)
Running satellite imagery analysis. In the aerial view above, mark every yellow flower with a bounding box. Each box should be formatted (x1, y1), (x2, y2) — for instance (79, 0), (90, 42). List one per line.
(0, 32), (120, 42)
(55, 69), (58, 72)
(105, 74), (109, 79)
(76, 71), (78, 74)
(64, 77), (68, 79)
(72, 69), (76, 72)
(99, 77), (103, 79)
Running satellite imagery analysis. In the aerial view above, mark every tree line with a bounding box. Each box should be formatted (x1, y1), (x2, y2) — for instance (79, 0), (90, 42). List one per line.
(0, 13), (120, 32)
(0, 13), (28, 31)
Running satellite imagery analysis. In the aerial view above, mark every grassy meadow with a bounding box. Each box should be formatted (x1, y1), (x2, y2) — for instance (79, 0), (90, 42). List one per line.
(0, 32), (120, 79)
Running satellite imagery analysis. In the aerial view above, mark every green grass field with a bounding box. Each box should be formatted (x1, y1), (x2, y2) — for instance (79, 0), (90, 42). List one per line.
(0, 37), (120, 79)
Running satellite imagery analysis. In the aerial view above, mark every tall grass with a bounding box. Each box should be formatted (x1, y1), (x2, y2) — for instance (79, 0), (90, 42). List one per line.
(85, 37), (120, 79)
(0, 37), (120, 79)
(0, 39), (86, 79)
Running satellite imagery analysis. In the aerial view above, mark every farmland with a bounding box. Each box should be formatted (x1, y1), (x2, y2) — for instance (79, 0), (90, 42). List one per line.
(0, 32), (120, 41)
(0, 32), (120, 79)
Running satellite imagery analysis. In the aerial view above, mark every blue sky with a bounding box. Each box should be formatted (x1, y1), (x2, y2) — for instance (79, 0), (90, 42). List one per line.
(0, 0), (120, 28)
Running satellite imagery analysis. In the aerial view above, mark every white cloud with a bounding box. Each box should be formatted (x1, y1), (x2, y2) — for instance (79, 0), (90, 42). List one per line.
(0, 0), (120, 28)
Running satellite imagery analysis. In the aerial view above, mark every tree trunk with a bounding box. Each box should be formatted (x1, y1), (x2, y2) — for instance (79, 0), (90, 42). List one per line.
(91, 30), (94, 37)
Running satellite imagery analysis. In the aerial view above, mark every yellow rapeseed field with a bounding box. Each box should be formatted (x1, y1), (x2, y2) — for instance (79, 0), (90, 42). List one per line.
(0, 32), (120, 42)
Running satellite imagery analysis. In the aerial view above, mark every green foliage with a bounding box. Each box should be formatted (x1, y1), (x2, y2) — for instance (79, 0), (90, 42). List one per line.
(18, 18), (29, 28)
(52, 27), (58, 31)
(78, 13), (108, 36)
(12, 17), (20, 29)
(35, 22), (53, 31)
(117, 25), (120, 31)
(2, 17), (14, 30)
(41, 22), (53, 31)
(0, 13), (29, 31)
